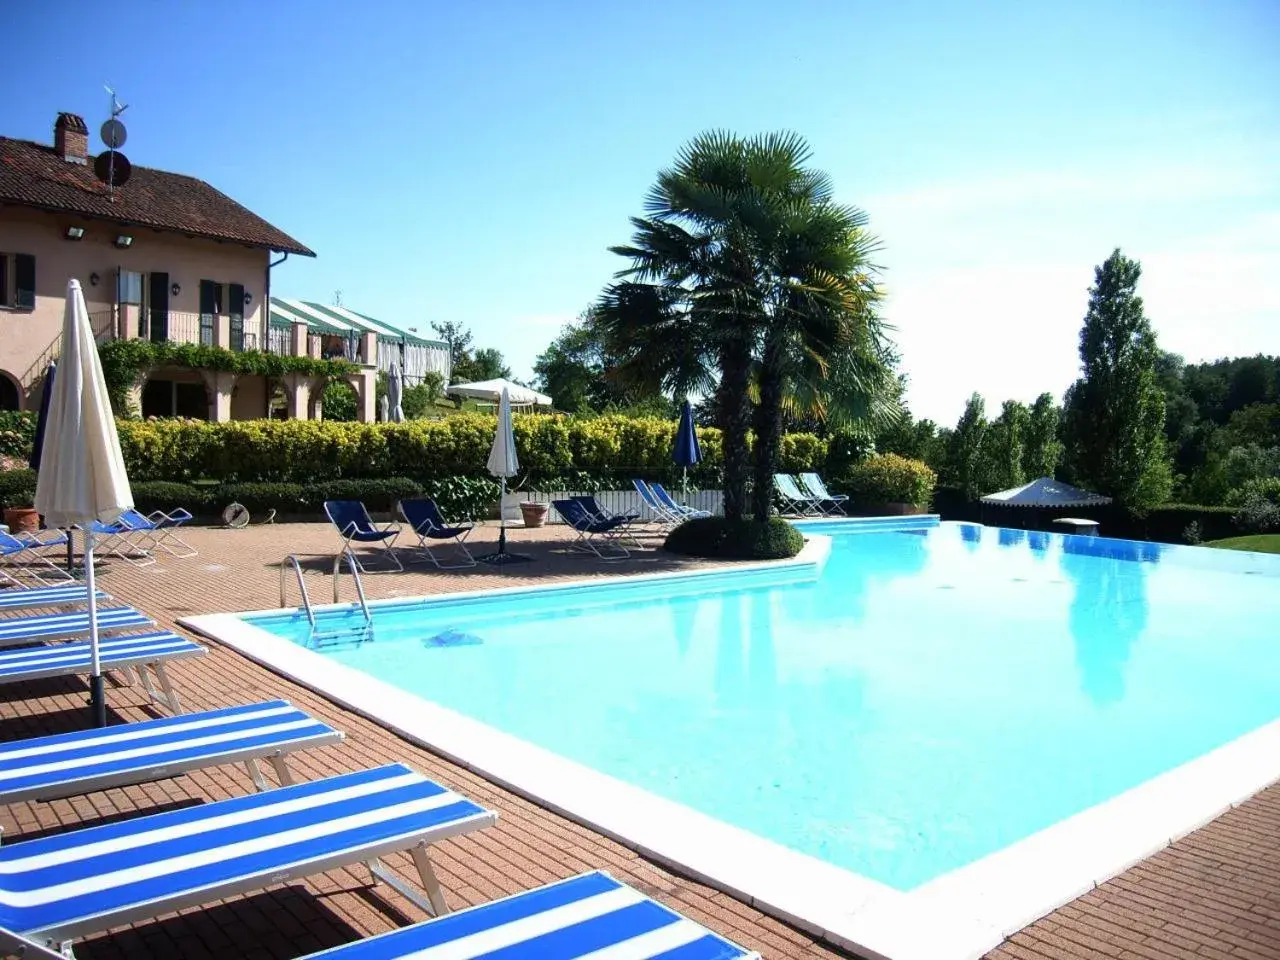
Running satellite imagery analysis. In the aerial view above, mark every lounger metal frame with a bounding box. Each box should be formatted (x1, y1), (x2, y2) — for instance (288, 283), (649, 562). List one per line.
(324, 501), (403, 572)
(397, 499), (476, 569)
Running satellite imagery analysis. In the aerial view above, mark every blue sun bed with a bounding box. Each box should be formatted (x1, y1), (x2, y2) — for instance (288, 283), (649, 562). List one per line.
(0, 699), (343, 805)
(0, 763), (496, 957)
(0, 585), (110, 613)
(0, 606), (152, 648)
(0, 632), (205, 714)
(299, 870), (760, 959)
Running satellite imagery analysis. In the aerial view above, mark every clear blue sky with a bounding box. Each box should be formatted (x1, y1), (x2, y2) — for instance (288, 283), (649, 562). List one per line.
(4, 0), (1277, 422)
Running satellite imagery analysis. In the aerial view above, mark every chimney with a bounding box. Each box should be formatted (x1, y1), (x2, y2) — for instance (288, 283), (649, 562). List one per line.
(54, 112), (89, 164)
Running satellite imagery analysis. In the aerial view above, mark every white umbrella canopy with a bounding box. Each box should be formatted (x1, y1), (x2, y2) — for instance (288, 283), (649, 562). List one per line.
(33, 279), (133, 726)
(479, 388), (530, 564)
(448, 378), (551, 408)
(388, 362), (405, 423)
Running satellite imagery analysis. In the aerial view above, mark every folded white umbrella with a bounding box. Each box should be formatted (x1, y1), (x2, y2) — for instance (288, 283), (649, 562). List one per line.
(33, 278), (134, 726)
(388, 362), (405, 423)
(480, 388), (529, 564)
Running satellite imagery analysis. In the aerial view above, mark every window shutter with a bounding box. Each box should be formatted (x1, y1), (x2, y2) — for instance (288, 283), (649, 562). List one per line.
(14, 254), (35, 309)
(199, 280), (218, 347)
(229, 283), (244, 350)
(0, 254), (8, 307)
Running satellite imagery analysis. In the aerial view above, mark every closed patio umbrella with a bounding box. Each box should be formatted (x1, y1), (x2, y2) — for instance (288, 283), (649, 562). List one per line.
(29, 362), (76, 572)
(672, 399), (702, 501)
(388, 362), (405, 423)
(478, 387), (530, 565)
(33, 279), (134, 727)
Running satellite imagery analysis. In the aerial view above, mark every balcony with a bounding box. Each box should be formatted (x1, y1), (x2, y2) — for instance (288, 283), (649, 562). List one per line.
(134, 310), (271, 352)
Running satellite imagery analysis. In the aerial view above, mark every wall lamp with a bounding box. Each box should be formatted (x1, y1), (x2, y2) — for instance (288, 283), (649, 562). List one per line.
(243, 290), (252, 305)
(89, 272), (100, 286)
(113, 235), (133, 249)
(64, 226), (85, 240)
(170, 282), (181, 297)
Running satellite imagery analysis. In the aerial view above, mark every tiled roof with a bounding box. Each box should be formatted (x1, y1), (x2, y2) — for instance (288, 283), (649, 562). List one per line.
(0, 136), (315, 256)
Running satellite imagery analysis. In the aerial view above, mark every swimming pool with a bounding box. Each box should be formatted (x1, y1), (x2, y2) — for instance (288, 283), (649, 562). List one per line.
(187, 520), (1280, 958)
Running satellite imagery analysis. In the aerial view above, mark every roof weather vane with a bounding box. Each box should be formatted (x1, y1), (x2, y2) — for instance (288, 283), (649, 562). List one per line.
(95, 85), (132, 197)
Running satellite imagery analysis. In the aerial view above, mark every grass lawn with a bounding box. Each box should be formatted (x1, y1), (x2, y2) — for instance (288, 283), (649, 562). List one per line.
(1204, 534), (1280, 553)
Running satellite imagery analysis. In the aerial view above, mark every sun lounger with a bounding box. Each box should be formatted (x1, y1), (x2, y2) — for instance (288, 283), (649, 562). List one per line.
(0, 606), (152, 649)
(0, 531), (72, 587)
(571, 495), (643, 546)
(552, 499), (631, 560)
(0, 699), (343, 806)
(651, 483), (712, 521)
(0, 632), (204, 714)
(0, 763), (496, 956)
(325, 500), (402, 572)
(632, 479), (681, 525)
(773, 474), (822, 516)
(798, 472), (848, 516)
(80, 518), (153, 566)
(117, 507), (198, 559)
(0, 585), (109, 613)
(297, 870), (760, 959)
(398, 498), (476, 569)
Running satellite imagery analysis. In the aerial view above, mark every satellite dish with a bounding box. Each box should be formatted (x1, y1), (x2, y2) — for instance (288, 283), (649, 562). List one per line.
(93, 150), (132, 187)
(100, 118), (127, 148)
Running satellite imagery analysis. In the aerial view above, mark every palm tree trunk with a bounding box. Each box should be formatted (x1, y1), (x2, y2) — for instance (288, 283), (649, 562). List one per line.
(751, 332), (786, 522)
(719, 338), (753, 522)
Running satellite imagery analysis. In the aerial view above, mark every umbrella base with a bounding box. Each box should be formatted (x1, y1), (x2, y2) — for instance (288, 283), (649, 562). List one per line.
(90, 673), (107, 727)
(477, 551), (532, 566)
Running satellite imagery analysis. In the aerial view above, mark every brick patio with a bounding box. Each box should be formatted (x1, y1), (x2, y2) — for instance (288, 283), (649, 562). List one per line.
(1, 522), (1277, 960)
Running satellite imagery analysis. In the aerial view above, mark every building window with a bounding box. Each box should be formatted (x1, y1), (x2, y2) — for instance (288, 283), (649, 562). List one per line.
(118, 269), (143, 305)
(199, 279), (222, 347)
(0, 253), (36, 309)
(229, 283), (245, 350)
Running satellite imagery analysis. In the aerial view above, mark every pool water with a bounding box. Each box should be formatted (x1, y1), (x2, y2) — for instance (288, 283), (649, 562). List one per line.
(249, 523), (1280, 891)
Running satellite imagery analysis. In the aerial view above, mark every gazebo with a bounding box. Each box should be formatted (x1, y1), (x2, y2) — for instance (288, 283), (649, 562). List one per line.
(979, 477), (1112, 533)
(445, 378), (552, 410)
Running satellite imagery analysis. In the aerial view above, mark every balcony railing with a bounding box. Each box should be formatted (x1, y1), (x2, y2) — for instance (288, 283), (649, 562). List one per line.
(134, 310), (270, 353)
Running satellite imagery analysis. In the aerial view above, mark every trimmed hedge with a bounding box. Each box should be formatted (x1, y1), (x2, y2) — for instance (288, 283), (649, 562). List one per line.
(835, 453), (936, 508)
(0, 469), (38, 509)
(664, 516), (804, 560)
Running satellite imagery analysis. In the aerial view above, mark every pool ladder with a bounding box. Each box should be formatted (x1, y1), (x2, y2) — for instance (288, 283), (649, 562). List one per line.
(279, 549), (373, 644)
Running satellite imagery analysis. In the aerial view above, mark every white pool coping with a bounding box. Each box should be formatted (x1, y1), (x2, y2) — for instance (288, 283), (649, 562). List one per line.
(181, 527), (1280, 960)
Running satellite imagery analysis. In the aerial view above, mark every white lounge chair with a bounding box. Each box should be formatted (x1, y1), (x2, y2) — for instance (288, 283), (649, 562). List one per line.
(651, 483), (712, 521)
(773, 474), (822, 516)
(0, 763), (496, 957)
(0, 606), (153, 648)
(0, 585), (110, 613)
(799, 472), (849, 515)
(0, 631), (204, 714)
(297, 870), (761, 959)
(0, 699), (343, 805)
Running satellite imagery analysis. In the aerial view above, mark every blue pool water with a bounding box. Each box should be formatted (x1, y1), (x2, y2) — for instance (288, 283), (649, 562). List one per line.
(248, 522), (1280, 890)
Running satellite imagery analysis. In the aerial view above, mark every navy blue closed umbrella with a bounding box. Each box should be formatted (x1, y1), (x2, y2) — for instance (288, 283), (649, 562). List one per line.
(672, 400), (702, 500)
(29, 362), (55, 472)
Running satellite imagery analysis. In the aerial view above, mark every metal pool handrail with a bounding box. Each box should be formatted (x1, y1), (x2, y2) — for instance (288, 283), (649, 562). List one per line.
(332, 548), (372, 626)
(279, 554), (316, 630)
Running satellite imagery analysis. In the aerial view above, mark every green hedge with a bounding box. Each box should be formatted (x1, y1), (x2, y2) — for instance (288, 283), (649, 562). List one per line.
(0, 469), (38, 510)
(835, 453), (937, 507)
(0, 412), (35, 460)
(665, 516), (804, 560)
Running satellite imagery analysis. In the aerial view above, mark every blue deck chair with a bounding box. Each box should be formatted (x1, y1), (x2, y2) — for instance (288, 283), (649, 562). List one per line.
(0, 605), (152, 649)
(81, 518), (154, 566)
(0, 763), (497, 956)
(0, 531), (72, 587)
(632, 478), (682, 525)
(552, 499), (631, 560)
(0, 631), (204, 714)
(398, 498), (476, 569)
(571, 495), (645, 547)
(0, 584), (109, 613)
(324, 500), (402, 572)
(297, 870), (761, 960)
(773, 474), (822, 516)
(651, 482), (713, 520)
(798, 472), (849, 516)
(117, 507), (198, 559)
(0, 699), (343, 805)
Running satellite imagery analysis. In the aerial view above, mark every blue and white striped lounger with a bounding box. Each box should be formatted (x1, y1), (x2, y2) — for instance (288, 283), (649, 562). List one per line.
(0, 700), (343, 805)
(0, 585), (110, 613)
(0, 606), (152, 648)
(300, 871), (760, 959)
(0, 763), (496, 956)
(0, 632), (204, 714)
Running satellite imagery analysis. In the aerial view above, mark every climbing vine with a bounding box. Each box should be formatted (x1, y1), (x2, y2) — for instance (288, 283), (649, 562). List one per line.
(98, 340), (356, 415)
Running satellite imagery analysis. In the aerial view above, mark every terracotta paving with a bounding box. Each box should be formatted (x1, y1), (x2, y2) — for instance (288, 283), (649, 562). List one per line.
(0, 522), (1277, 960)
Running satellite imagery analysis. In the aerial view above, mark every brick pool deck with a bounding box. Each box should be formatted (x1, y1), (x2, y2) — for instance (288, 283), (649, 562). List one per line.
(0, 522), (1276, 960)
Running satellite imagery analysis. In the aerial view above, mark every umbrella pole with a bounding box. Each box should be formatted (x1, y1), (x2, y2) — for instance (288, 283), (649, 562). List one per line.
(497, 478), (508, 556)
(84, 528), (106, 727)
(682, 467), (688, 503)
(66, 526), (75, 574)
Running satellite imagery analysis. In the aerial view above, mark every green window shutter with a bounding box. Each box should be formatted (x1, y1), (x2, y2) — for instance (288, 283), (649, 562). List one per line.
(198, 280), (218, 346)
(0, 254), (8, 307)
(229, 283), (245, 350)
(14, 254), (35, 309)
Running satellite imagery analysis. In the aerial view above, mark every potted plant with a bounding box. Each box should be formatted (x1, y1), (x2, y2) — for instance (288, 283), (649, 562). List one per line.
(841, 454), (936, 516)
(0, 459), (39, 535)
(519, 500), (549, 528)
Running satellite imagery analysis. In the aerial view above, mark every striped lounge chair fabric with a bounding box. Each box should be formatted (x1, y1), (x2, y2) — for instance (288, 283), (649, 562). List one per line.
(0, 585), (109, 613)
(0, 606), (152, 648)
(0, 632), (204, 714)
(299, 870), (760, 959)
(0, 700), (344, 805)
(1, 763), (497, 956)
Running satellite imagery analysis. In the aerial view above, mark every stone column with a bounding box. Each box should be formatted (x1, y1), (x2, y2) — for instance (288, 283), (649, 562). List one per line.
(118, 304), (142, 340)
(352, 370), (377, 423)
(214, 315), (231, 350)
(360, 331), (378, 367)
(200, 371), (237, 422)
(281, 372), (311, 420)
(291, 321), (309, 357)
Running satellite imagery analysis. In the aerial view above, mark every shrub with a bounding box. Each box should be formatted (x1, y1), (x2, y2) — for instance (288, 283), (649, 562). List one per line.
(131, 481), (211, 515)
(664, 516), (804, 560)
(321, 381), (359, 422)
(839, 453), (936, 507)
(213, 482), (309, 515)
(421, 476), (500, 521)
(401, 373), (444, 418)
(309, 477), (424, 511)
(824, 429), (874, 478)
(1231, 479), (1280, 534)
(1225, 476), (1280, 507)
(0, 468), (38, 509)
(0, 411), (36, 459)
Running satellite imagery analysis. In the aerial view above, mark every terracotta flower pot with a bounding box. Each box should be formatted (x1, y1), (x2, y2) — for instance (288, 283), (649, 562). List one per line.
(519, 501), (549, 528)
(3, 507), (40, 535)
